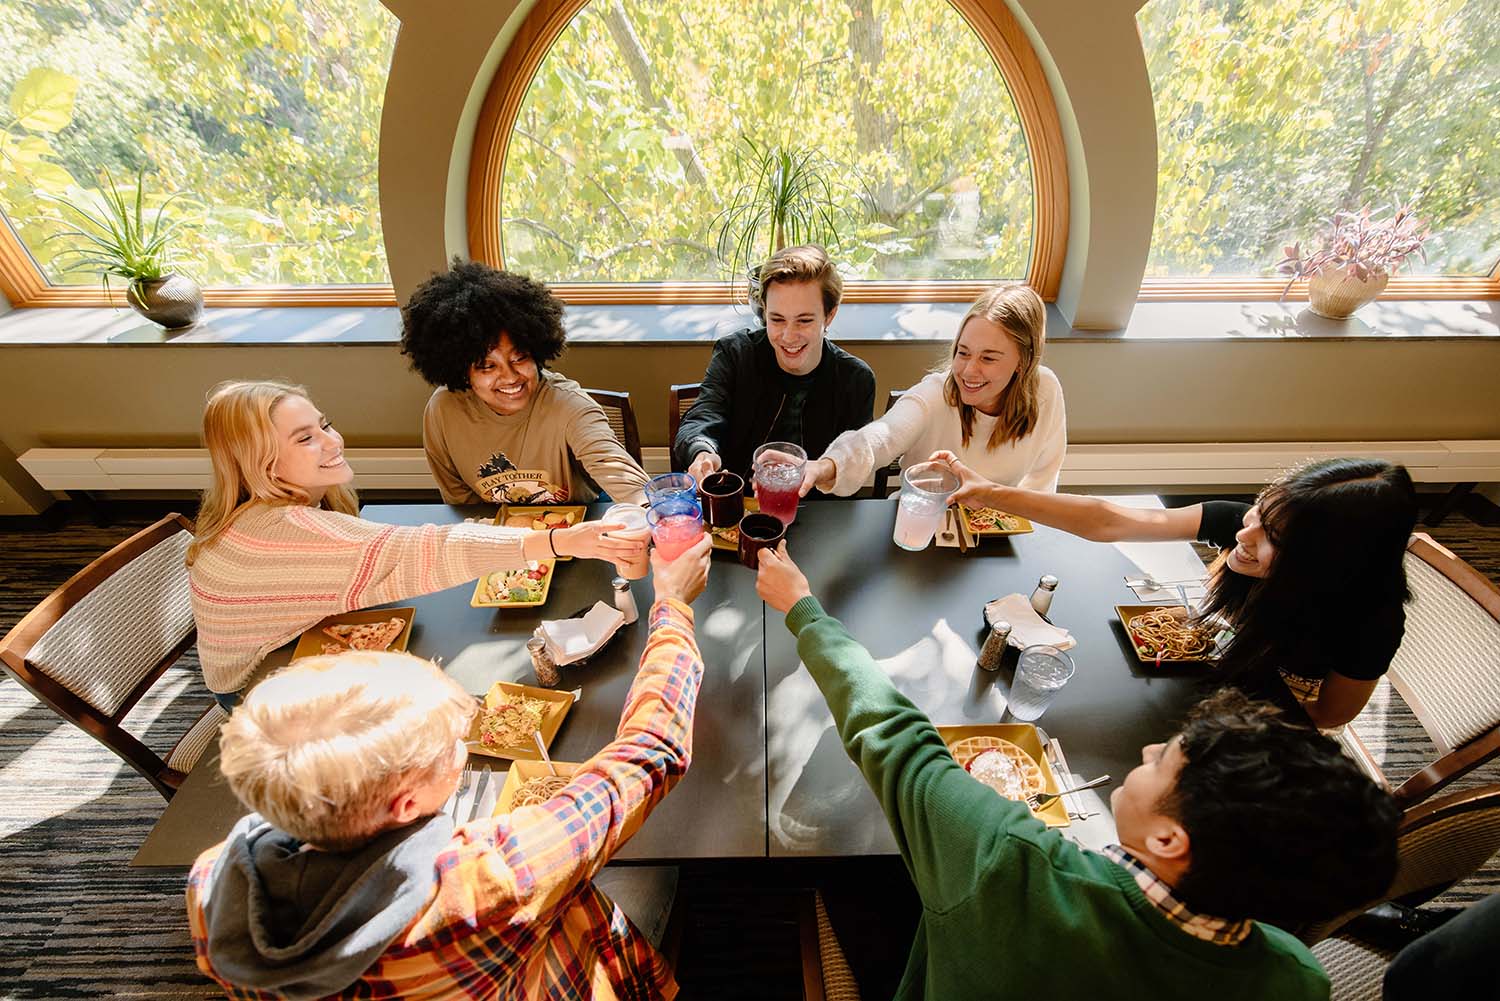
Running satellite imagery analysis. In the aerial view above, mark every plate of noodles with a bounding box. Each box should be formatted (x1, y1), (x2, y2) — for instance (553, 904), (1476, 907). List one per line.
(467, 681), (574, 760)
(494, 760), (581, 814)
(936, 724), (1068, 827)
(958, 506), (1033, 536)
(1115, 604), (1223, 666)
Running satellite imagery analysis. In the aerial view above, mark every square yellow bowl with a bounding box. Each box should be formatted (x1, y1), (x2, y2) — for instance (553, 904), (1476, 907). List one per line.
(467, 680), (574, 761)
(291, 607), (415, 661)
(495, 505), (587, 561)
(493, 760), (583, 814)
(1115, 604), (1221, 666)
(936, 723), (1068, 827)
(958, 506), (1034, 536)
(471, 560), (557, 608)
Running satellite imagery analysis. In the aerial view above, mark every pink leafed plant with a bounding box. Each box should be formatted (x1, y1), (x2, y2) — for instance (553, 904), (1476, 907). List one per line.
(1276, 203), (1430, 297)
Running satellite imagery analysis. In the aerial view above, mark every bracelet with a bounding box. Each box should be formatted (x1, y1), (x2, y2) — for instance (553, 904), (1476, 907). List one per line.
(547, 527), (560, 558)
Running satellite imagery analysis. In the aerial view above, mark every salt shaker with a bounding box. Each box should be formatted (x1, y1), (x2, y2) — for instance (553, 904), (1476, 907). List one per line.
(612, 576), (638, 625)
(1030, 575), (1059, 618)
(977, 620), (1013, 672)
(527, 634), (560, 688)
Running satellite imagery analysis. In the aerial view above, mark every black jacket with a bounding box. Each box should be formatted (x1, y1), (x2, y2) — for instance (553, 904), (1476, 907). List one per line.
(673, 327), (876, 479)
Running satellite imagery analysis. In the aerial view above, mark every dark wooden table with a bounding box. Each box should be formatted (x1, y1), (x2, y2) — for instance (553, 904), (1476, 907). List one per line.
(132, 503), (768, 866)
(763, 498), (1208, 858)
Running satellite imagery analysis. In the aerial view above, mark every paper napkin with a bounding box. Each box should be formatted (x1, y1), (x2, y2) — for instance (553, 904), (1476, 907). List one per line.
(983, 593), (1076, 651)
(539, 602), (626, 666)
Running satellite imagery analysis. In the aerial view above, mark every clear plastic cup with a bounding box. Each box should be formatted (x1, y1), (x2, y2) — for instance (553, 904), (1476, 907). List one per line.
(1007, 645), (1076, 721)
(646, 472), (698, 507)
(893, 461), (960, 551)
(752, 442), (807, 525)
(647, 500), (705, 561)
(602, 503), (650, 580)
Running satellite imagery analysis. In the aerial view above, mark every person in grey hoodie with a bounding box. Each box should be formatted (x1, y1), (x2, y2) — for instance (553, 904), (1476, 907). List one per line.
(186, 537), (712, 1000)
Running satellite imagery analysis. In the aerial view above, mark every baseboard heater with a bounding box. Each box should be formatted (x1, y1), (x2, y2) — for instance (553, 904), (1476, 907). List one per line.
(19, 441), (1500, 493)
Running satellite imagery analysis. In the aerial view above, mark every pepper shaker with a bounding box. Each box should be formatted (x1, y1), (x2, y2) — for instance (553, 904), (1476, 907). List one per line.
(527, 633), (560, 688)
(1030, 575), (1059, 618)
(612, 576), (638, 625)
(978, 620), (1013, 672)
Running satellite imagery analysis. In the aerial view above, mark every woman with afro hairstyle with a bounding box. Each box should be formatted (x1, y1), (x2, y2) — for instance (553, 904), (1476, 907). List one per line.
(401, 260), (648, 506)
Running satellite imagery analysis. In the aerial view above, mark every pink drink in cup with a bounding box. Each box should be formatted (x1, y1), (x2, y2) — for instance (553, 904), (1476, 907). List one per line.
(602, 503), (651, 579)
(752, 441), (807, 525)
(648, 505), (705, 561)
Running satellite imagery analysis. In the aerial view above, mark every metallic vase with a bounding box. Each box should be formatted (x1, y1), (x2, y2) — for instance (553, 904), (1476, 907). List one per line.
(126, 273), (204, 329)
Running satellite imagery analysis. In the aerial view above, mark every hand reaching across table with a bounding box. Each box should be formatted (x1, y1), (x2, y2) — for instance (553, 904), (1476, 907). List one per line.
(799, 457), (837, 498)
(652, 533), (712, 606)
(687, 451), (721, 486)
(550, 520), (645, 565)
(755, 542), (812, 613)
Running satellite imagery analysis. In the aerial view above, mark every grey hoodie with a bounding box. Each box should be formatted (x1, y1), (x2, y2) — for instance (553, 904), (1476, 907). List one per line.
(200, 812), (454, 999)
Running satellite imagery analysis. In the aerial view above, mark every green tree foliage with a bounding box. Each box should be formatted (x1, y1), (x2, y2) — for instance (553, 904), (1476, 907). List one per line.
(500, 0), (1034, 283)
(0, 0), (395, 286)
(1141, 0), (1500, 276)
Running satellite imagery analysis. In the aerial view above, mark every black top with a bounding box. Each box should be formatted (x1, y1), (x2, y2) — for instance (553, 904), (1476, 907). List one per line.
(1195, 499), (1401, 683)
(673, 327), (876, 480)
(1196, 500), (1250, 550)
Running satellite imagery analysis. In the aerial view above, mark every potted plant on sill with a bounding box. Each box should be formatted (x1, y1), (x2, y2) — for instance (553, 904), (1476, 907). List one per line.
(1276, 203), (1429, 319)
(710, 136), (854, 296)
(48, 169), (203, 329)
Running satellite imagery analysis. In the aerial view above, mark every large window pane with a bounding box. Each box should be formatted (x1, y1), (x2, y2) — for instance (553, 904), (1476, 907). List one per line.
(0, 1), (395, 286)
(1142, 0), (1500, 277)
(500, 0), (1033, 283)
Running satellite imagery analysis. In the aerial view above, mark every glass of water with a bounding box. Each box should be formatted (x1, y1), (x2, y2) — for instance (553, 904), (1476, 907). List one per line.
(1007, 645), (1076, 721)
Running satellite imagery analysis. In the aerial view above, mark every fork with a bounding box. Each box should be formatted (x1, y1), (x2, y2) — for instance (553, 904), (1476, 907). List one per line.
(1027, 774), (1110, 811)
(449, 764), (475, 822)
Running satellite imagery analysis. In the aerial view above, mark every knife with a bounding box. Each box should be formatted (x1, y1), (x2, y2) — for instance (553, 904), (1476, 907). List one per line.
(467, 766), (493, 825)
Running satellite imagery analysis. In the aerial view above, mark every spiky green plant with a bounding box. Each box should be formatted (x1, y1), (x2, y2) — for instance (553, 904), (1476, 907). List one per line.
(710, 137), (853, 292)
(44, 169), (193, 300)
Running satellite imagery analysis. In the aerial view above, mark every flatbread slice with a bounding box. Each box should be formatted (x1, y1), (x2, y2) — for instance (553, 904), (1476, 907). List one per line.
(322, 617), (405, 652)
(947, 735), (1045, 799)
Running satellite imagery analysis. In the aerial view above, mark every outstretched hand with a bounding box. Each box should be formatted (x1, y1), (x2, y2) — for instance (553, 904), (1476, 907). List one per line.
(928, 450), (996, 508)
(687, 451), (721, 486)
(799, 457), (837, 498)
(755, 542), (813, 614)
(556, 521), (644, 564)
(651, 533), (712, 605)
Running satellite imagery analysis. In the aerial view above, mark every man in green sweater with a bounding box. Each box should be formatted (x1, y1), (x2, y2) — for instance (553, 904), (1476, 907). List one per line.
(756, 543), (1399, 1001)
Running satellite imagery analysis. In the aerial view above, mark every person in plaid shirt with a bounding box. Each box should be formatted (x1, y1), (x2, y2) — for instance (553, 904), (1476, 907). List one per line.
(187, 534), (713, 1000)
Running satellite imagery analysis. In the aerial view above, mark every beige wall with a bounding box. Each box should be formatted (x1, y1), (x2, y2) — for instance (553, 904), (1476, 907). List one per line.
(2, 337), (1497, 514)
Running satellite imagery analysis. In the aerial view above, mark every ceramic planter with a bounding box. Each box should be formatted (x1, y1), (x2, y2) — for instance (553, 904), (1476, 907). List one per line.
(1307, 265), (1389, 319)
(126, 273), (204, 329)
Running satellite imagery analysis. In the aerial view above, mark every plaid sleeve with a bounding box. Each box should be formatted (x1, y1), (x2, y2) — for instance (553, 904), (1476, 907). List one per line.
(426, 598), (703, 934)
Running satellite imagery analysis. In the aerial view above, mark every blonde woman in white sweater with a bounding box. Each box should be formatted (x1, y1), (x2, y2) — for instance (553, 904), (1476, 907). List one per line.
(186, 380), (644, 705)
(800, 284), (1066, 497)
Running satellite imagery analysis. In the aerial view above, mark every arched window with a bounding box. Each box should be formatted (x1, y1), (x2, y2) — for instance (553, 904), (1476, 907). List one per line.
(0, 0), (396, 305)
(468, 0), (1067, 303)
(1140, 0), (1500, 296)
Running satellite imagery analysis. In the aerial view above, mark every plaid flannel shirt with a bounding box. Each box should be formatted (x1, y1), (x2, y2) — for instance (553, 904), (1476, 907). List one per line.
(1102, 845), (1253, 946)
(187, 598), (702, 1001)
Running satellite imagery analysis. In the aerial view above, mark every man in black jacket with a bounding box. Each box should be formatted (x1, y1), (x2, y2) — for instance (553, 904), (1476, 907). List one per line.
(674, 245), (875, 485)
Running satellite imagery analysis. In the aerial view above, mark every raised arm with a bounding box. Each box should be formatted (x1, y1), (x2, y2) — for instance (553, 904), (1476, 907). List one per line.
(756, 544), (1059, 911)
(935, 452), (1203, 542)
(805, 391), (929, 497)
(466, 537), (711, 925)
(566, 398), (649, 505)
(674, 337), (737, 474)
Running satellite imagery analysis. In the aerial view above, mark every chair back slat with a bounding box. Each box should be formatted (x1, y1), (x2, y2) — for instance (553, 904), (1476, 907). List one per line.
(1389, 551), (1500, 752)
(25, 529), (194, 717)
(667, 383), (702, 469)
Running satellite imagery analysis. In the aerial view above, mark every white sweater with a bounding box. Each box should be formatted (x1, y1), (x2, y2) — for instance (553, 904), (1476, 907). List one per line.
(821, 368), (1067, 495)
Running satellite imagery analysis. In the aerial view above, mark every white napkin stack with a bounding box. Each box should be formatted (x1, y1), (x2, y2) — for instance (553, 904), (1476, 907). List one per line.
(984, 593), (1076, 651)
(539, 602), (626, 666)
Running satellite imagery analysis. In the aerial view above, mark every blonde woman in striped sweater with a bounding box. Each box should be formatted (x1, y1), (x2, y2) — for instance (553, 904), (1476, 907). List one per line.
(187, 380), (644, 706)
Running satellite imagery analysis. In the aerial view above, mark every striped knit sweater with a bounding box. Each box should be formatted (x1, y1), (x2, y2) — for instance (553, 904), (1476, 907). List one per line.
(189, 504), (528, 694)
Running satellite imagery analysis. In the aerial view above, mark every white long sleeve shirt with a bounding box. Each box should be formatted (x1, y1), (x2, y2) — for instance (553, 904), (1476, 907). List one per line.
(821, 367), (1067, 495)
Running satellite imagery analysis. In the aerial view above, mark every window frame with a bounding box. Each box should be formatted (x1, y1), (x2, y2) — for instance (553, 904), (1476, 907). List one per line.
(465, 0), (1070, 305)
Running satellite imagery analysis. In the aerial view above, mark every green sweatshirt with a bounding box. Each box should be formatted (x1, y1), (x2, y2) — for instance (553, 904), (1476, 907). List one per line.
(786, 597), (1329, 1001)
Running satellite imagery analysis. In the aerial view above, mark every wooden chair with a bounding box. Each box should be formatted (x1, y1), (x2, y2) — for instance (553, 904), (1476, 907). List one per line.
(869, 388), (909, 499)
(0, 513), (226, 801)
(584, 388), (643, 465)
(1344, 534), (1500, 808)
(1302, 783), (1500, 969)
(799, 890), (861, 1001)
(667, 383), (701, 471)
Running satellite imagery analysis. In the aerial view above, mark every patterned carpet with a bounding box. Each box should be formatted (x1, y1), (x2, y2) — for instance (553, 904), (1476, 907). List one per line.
(1, 499), (1497, 999)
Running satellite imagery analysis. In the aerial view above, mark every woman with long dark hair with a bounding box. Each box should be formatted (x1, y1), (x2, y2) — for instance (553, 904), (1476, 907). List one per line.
(936, 454), (1418, 727)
